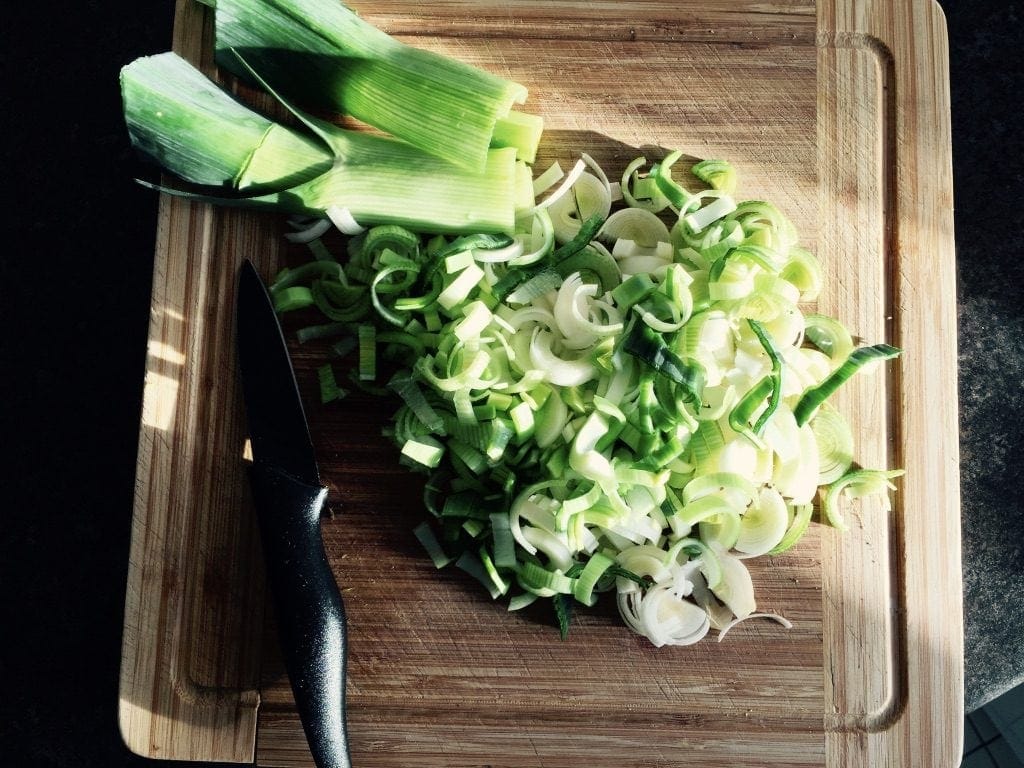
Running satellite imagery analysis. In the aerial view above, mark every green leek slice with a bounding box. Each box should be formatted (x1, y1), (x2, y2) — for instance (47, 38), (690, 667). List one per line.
(823, 469), (905, 532)
(794, 344), (902, 426)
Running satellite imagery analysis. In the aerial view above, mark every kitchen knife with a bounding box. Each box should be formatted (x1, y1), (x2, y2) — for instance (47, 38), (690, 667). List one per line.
(235, 259), (352, 768)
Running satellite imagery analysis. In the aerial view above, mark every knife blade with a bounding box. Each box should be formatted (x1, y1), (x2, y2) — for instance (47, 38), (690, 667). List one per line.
(235, 259), (352, 768)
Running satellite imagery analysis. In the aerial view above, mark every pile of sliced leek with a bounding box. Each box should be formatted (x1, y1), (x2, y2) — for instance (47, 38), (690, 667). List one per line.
(274, 151), (903, 646)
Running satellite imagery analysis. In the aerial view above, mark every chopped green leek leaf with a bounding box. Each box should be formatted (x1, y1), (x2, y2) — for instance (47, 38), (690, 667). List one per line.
(622, 323), (704, 404)
(794, 344), (902, 426)
(414, 521), (453, 568)
(317, 363), (347, 403)
(273, 286), (316, 313)
(553, 593), (574, 640)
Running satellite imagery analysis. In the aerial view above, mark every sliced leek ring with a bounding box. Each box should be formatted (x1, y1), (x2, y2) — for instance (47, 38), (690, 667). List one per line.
(547, 171), (613, 243)
(598, 207), (671, 248)
(810, 405), (854, 485)
(735, 486), (789, 556)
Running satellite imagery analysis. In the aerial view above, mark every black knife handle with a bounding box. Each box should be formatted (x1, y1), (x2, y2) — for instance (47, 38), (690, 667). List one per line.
(248, 459), (352, 768)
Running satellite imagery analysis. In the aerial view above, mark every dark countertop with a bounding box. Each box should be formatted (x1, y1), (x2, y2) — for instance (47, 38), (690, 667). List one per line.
(946, 0), (1024, 713)
(2, 1), (1020, 765)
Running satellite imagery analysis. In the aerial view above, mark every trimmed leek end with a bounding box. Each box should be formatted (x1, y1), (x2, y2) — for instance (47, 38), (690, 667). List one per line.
(492, 110), (545, 164)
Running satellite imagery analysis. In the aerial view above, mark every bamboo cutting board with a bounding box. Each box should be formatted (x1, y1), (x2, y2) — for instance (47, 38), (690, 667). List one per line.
(118, 1), (961, 766)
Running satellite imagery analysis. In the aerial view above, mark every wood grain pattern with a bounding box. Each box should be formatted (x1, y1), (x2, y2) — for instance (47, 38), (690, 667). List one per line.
(118, 3), (269, 761)
(118, 1), (960, 766)
(817, 0), (962, 764)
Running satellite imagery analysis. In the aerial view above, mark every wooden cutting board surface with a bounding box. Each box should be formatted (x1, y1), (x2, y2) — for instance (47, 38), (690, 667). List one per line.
(118, 1), (961, 766)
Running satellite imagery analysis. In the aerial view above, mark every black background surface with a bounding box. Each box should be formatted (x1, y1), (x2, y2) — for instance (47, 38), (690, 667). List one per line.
(2, 1), (1020, 765)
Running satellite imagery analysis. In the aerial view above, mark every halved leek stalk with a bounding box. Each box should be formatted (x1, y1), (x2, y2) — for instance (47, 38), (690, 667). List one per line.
(201, 0), (538, 171)
(121, 52), (518, 234)
(120, 51), (331, 190)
